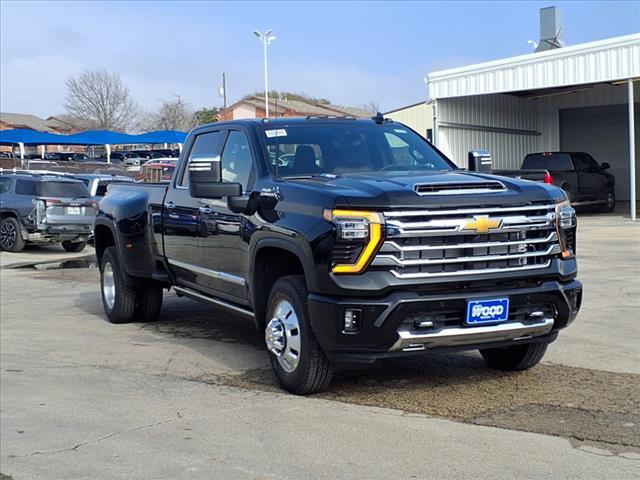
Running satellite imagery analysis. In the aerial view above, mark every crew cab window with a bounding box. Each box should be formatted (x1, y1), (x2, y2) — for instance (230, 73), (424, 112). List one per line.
(0, 177), (12, 194)
(179, 130), (225, 187)
(522, 153), (573, 171)
(572, 153), (599, 171)
(15, 179), (38, 196)
(221, 131), (254, 190)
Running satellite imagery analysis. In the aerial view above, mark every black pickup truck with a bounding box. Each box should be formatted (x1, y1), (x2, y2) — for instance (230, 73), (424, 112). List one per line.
(495, 151), (616, 212)
(95, 117), (582, 394)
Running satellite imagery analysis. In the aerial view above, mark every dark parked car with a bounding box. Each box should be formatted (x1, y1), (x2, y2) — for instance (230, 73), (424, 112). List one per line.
(130, 150), (165, 160)
(496, 151), (615, 211)
(0, 173), (96, 252)
(95, 117), (581, 394)
(45, 152), (94, 162)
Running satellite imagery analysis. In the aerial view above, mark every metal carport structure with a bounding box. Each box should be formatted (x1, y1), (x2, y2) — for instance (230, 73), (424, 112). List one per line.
(427, 33), (639, 220)
(0, 129), (187, 164)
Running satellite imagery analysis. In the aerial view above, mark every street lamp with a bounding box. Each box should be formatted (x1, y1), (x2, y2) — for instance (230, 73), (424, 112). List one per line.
(253, 29), (276, 118)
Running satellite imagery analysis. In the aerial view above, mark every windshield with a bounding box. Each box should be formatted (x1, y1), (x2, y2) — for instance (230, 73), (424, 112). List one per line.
(39, 181), (91, 198)
(261, 123), (455, 177)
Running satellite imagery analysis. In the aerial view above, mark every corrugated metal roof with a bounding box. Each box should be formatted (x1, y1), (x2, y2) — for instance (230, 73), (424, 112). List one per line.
(428, 33), (640, 99)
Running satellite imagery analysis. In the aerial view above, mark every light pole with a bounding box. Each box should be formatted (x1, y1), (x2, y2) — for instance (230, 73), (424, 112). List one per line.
(253, 29), (276, 118)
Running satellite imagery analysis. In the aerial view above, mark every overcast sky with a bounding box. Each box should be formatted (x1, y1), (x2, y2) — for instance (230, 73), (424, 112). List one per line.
(1, 0), (638, 118)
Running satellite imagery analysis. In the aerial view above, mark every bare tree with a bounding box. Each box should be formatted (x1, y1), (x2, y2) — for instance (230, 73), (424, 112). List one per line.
(147, 95), (197, 131)
(363, 101), (380, 114)
(64, 69), (138, 131)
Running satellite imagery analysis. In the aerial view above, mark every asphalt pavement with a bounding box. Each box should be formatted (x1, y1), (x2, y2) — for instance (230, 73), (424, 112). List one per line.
(0, 213), (638, 479)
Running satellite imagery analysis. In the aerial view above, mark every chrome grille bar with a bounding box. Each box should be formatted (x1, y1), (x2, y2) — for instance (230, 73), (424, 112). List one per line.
(384, 204), (556, 217)
(380, 232), (557, 253)
(373, 244), (560, 267)
(389, 262), (552, 279)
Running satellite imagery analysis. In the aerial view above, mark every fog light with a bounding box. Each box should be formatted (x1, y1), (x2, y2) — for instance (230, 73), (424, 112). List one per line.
(343, 309), (362, 333)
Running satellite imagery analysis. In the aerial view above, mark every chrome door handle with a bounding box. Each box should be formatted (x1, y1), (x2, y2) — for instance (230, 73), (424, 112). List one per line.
(165, 201), (175, 210)
(199, 206), (213, 215)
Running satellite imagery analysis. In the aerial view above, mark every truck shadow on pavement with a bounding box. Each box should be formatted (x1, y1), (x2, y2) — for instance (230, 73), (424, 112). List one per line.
(75, 286), (640, 456)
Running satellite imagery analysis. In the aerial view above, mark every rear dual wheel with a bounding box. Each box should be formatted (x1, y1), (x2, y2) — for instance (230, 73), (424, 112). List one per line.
(100, 246), (163, 324)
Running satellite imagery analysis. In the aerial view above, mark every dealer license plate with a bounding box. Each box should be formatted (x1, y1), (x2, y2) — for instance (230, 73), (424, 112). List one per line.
(67, 206), (81, 215)
(466, 298), (509, 325)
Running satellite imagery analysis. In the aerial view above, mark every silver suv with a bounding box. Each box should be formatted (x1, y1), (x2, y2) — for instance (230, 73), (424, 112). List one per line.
(0, 173), (97, 252)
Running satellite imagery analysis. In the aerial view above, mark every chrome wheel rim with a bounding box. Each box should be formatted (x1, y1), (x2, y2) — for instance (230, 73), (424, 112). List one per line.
(102, 262), (116, 310)
(265, 299), (301, 373)
(0, 221), (17, 250)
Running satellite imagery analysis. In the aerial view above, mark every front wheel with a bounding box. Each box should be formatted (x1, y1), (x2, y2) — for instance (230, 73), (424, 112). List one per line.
(480, 341), (548, 371)
(598, 189), (615, 212)
(265, 275), (333, 395)
(62, 240), (87, 253)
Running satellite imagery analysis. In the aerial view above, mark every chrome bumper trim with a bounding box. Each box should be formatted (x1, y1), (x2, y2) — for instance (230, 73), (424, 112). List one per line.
(389, 317), (555, 352)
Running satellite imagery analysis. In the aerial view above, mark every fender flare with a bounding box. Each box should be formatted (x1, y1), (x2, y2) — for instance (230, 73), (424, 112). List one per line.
(249, 236), (315, 291)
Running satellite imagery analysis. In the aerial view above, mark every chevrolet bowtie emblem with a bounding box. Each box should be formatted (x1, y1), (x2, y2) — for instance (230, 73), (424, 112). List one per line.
(463, 215), (502, 234)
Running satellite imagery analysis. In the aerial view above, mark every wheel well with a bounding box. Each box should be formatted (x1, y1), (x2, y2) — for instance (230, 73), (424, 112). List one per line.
(252, 247), (305, 331)
(94, 224), (116, 264)
(0, 211), (18, 221)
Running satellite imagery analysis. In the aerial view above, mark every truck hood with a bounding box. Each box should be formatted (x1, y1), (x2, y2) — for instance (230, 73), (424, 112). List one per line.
(282, 170), (565, 209)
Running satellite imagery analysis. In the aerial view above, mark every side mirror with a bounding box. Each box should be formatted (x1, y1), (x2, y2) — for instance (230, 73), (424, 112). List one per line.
(601, 162), (610, 170)
(188, 155), (242, 199)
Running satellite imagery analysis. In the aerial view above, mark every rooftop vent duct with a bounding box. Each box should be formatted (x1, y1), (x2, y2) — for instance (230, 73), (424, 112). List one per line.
(535, 6), (566, 52)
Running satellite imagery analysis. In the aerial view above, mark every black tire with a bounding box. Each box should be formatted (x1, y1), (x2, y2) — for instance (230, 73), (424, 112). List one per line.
(62, 240), (87, 253)
(100, 246), (163, 324)
(0, 217), (26, 252)
(100, 246), (138, 324)
(480, 341), (549, 371)
(598, 189), (615, 213)
(134, 285), (163, 322)
(266, 275), (333, 395)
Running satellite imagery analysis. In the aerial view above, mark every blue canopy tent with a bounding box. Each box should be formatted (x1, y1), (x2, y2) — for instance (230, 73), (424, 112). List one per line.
(132, 130), (188, 145)
(0, 128), (188, 163)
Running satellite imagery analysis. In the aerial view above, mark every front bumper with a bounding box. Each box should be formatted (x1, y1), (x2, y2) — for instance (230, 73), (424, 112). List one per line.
(308, 279), (582, 363)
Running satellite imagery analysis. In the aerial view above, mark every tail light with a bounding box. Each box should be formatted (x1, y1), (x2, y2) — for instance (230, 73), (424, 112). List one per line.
(543, 171), (553, 184)
(86, 200), (98, 209)
(45, 198), (62, 206)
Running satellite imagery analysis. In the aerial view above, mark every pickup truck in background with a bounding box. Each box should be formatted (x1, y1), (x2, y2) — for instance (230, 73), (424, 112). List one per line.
(94, 117), (582, 394)
(495, 151), (616, 212)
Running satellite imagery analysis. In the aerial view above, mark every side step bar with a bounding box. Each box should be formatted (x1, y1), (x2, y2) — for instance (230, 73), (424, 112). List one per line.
(173, 286), (255, 318)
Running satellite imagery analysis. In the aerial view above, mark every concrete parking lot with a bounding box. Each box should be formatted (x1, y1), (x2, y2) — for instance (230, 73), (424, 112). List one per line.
(1, 213), (639, 479)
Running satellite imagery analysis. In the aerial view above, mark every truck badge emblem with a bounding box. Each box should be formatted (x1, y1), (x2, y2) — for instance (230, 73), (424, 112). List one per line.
(463, 215), (502, 234)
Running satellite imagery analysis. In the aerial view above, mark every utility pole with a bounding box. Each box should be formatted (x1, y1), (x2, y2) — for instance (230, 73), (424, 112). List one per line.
(219, 73), (228, 120)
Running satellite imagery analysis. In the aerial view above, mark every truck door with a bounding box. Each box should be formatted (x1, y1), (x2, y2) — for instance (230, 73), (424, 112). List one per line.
(571, 153), (605, 200)
(196, 129), (256, 303)
(163, 129), (226, 287)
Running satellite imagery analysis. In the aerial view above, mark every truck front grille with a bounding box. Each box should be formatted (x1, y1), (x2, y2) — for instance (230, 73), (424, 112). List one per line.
(372, 204), (560, 279)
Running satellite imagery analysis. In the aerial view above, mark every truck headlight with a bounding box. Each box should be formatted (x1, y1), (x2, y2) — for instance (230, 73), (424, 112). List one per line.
(324, 209), (383, 274)
(555, 200), (577, 258)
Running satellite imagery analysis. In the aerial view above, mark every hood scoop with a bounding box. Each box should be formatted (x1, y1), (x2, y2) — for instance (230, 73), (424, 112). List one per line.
(414, 181), (506, 196)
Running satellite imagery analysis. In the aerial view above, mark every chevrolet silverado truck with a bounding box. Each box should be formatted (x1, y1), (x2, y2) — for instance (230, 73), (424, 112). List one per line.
(94, 117), (582, 394)
(495, 151), (616, 212)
